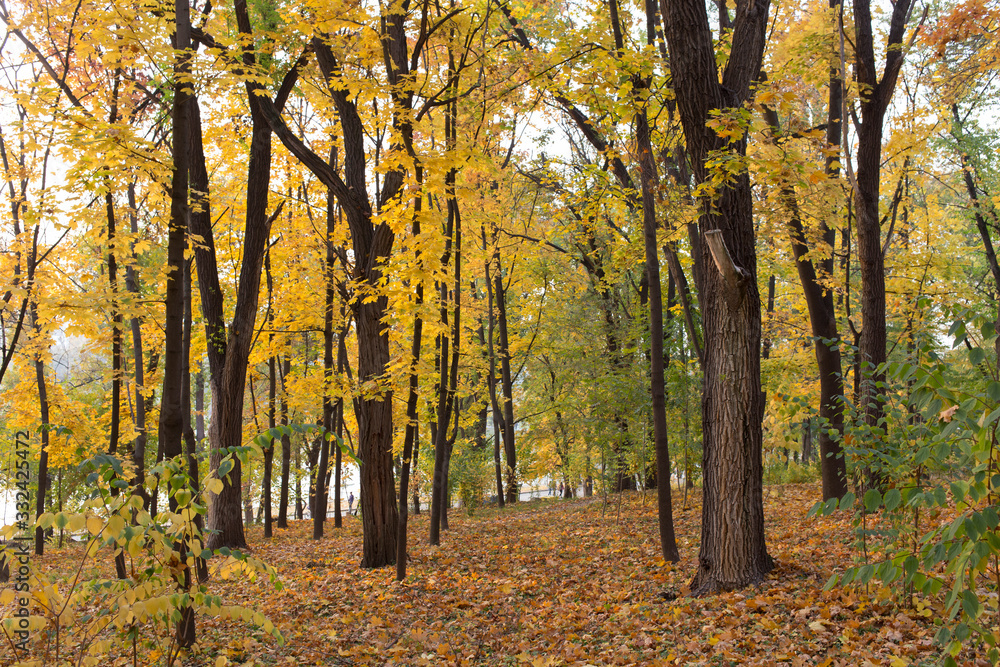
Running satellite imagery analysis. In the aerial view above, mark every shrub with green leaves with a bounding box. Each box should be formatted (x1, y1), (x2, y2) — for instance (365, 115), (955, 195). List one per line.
(0, 450), (283, 666)
(813, 313), (1000, 666)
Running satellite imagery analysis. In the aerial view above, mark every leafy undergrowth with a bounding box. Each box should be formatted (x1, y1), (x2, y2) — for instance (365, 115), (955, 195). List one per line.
(9, 484), (960, 665)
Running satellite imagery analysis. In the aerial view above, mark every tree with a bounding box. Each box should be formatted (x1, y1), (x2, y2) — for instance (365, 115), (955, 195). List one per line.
(662, 0), (775, 593)
(849, 0), (921, 463)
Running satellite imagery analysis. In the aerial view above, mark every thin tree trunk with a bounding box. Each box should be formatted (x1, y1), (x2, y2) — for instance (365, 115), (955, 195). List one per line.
(316, 189), (336, 540)
(495, 261), (517, 503)
(277, 355), (291, 528)
(397, 166), (425, 580)
(32, 302), (49, 557)
(482, 226), (505, 508)
(760, 96), (848, 500)
(125, 182), (148, 496)
(631, 0), (679, 560)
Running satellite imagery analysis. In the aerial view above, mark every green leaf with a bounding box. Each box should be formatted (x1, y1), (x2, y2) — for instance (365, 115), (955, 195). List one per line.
(864, 489), (882, 512)
(987, 382), (1000, 403)
(840, 492), (856, 510)
(883, 488), (901, 512)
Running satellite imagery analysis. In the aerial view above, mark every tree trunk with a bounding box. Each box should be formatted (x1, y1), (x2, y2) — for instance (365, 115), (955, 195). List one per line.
(495, 264), (517, 503)
(397, 166), (425, 580)
(851, 0), (915, 483)
(662, 0), (774, 594)
(277, 356), (291, 528)
(192, 0), (305, 551)
(431, 97), (462, 543)
(760, 98), (848, 500)
(631, 0), (679, 560)
(314, 188), (338, 540)
(32, 302), (49, 556)
(951, 104), (1000, 375)
(483, 226), (506, 508)
(125, 182), (148, 496)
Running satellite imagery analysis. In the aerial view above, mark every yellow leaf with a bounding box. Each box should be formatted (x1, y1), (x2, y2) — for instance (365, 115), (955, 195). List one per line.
(86, 515), (103, 536)
(216, 657), (229, 667)
(107, 514), (125, 536)
(68, 514), (87, 533)
(889, 657), (909, 667)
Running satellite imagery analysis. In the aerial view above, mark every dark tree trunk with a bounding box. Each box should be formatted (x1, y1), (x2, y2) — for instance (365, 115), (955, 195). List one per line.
(277, 356), (291, 528)
(630, 0), (679, 561)
(251, 18), (419, 567)
(662, 0), (774, 594)
(397, 167), (425, 580)
(852, 0), (915, 475)
(802, 420), (813, 464)
(483, 226), (506, 508)
(264, 355), (276, 539)
(495, 264), (517, 503)
(163, 0), (196, 646)
(412, 423), (421, 515)
(182, 260), (208, 582)
(316, 190), (337, 540)
(431, 95), (463, 544)
(125, 183), (148, 494)
(334, 332), (346, 528)
(32, 303), (49, 556)
(191, 0), (303, 551)
(951, 104), (1000, 373)
(760, 95), (848, 501)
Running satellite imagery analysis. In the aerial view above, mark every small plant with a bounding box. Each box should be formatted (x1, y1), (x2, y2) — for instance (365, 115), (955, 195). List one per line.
(813, 313), (1000, 665)
(0, 451), (283, 666)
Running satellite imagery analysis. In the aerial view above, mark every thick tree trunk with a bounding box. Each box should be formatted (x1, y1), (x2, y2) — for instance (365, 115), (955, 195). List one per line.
(357, 295), (398, 566)
(662, 0), (774, 594)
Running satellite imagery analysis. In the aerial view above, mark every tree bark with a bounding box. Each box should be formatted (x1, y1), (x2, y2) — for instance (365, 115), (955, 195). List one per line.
(483, 226), (506, 508)
(662, 0), (774, 594)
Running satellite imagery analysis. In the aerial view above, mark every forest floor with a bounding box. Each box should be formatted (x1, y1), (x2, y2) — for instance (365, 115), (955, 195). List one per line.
(10, 483), (962, 666)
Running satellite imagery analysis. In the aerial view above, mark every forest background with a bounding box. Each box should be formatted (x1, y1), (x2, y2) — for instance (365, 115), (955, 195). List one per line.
(1, 0), (1000, 663)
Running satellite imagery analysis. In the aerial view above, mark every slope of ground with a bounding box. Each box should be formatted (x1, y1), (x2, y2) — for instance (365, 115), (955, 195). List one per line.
(7, 484), (954, 665)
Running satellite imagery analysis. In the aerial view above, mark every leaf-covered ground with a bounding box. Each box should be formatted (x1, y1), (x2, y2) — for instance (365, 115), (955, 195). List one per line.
(13, 485), (959, 665)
